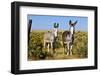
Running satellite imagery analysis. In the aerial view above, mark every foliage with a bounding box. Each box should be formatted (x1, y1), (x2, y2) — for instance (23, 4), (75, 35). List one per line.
(73, 31), (88, 58)
(28, 30), (88, 60)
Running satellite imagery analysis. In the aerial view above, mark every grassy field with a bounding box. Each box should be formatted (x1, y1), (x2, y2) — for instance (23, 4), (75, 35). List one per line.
(28, 30), (88, 61)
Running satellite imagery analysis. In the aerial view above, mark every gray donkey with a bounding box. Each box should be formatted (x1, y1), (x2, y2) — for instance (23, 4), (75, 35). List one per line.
(62, 20), (77, 55)
(44, 23), (59, 53)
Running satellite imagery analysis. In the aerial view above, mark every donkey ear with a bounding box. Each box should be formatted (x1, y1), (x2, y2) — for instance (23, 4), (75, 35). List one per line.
(57, 23), (59, 27)
(54, 23), (56, 28)
(73, 21), (77, 26)
(69, 20), (72, 25)
(54, 23), (56, 27)
(54, 23), (56, 26)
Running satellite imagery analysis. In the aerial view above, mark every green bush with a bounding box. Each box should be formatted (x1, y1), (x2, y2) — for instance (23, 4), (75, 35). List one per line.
(28, 30), (88, 59)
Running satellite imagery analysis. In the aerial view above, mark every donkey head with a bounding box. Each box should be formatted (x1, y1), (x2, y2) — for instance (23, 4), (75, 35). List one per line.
(69, 20), (77, 35)
(53, 23), (59, 37)
(54, 23), (59, 28)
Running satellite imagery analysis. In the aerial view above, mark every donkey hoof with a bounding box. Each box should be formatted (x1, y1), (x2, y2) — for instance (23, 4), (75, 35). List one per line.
(70, 52), (73, 56)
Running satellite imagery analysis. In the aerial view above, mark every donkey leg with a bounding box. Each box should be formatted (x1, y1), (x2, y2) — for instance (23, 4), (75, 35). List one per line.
(44, 40), (46, 48)
(67, 43), (70, 55)
(64, 44), (68, 54)
(53, 42), (55, 53)
(64, 45), (66, 54)
(47, 44), (50, 53)
(51, 42), (53, 54)
(69, 45), (73, 56)
(51, 42), (53, 50)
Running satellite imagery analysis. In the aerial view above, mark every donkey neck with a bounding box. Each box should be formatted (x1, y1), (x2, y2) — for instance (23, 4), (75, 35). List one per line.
(69, 26), (75, 35)
(53, 28), (58, 37)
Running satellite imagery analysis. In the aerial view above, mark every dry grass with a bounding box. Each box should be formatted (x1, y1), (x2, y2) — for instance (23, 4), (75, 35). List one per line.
(28, 30), (88, 61)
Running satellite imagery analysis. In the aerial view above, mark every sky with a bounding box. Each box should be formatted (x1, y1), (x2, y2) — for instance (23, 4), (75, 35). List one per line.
(27, 15), (88, 31)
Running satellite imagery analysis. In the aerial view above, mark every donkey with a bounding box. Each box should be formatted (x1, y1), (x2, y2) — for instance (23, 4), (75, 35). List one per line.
(44, 23), (59, 53)
(62, 20), (77, 55)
